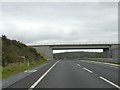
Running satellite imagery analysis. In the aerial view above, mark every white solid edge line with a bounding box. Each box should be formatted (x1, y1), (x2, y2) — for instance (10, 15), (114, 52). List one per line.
(29, 60), (60, 89)
(83, 67), (93, 73)
(77, 64), (81, 67)
(100, 76), (120, 89)
(81, 60), (120, 67)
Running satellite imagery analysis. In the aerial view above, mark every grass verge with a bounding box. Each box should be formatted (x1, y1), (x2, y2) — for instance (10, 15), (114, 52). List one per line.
(0, 67), (2, 80)
(2, 59), (47, 80)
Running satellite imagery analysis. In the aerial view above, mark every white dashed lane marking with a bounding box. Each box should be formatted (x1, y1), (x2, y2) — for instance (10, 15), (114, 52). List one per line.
(99, 76), (120, 89)
(76, 64), (81, 67)
(82, 67), (93, 73)
(77, 63), (120, 89)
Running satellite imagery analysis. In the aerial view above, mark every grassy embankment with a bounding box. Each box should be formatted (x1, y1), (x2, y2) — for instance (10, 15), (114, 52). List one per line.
(0, 67), (2, 80)
(2, 59), (46, 79)
(1, 35), (47, 80)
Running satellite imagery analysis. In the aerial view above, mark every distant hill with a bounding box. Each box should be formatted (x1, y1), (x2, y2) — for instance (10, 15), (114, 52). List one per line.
(53, 51), (103, 60)
(2, 35), (45, 67)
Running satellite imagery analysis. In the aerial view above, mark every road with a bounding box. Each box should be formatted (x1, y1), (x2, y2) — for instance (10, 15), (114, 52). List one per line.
(3, 60), (120, 89)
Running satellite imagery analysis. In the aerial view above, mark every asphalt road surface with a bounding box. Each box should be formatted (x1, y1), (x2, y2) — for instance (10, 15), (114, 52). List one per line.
(3, 60), (120, 89)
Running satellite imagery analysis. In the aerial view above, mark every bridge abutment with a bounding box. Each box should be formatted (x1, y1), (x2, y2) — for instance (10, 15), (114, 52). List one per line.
(33, 46), (53, 60)
(103, 48), (111, 58)
(103, 45), (119, 62)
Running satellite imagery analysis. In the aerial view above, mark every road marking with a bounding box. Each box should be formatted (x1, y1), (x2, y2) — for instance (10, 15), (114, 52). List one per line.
(77, 64), (81, 67)
(81, 60), (120, 67)
(29, 60), (60, 89)
(24, 70), (37, 73)
(99, 76), (120, 89)
(83, 67), (93, 73)
(104, 63), (120, 67)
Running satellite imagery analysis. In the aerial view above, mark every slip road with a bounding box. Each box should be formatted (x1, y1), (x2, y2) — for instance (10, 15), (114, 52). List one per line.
(4, 60), (120, 89)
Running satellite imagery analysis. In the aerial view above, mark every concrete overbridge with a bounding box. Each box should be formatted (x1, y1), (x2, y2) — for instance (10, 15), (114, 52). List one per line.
(30, 43), (120, 60)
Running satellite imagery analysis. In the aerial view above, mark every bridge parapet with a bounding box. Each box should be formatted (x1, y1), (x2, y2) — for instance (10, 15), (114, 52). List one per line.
(29, 42), (118, 46)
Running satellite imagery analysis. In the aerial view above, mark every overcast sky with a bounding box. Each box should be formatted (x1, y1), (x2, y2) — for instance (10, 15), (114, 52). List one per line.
(1, 2), (118, 46)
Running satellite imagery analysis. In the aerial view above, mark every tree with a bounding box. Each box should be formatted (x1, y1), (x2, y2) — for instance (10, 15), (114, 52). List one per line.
(2, 35), (7, 39)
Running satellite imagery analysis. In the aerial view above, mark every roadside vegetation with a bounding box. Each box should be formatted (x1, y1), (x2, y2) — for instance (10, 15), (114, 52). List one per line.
(53, 52), (103, 60)
(2, 35), (47, 79)
(0, 67), (2, 80)
(2, 59), (46, 79)
(53, 51), (119, 65)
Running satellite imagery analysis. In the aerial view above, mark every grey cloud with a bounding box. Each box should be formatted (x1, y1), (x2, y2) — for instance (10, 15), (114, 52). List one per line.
(1, 2), (118, 44)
